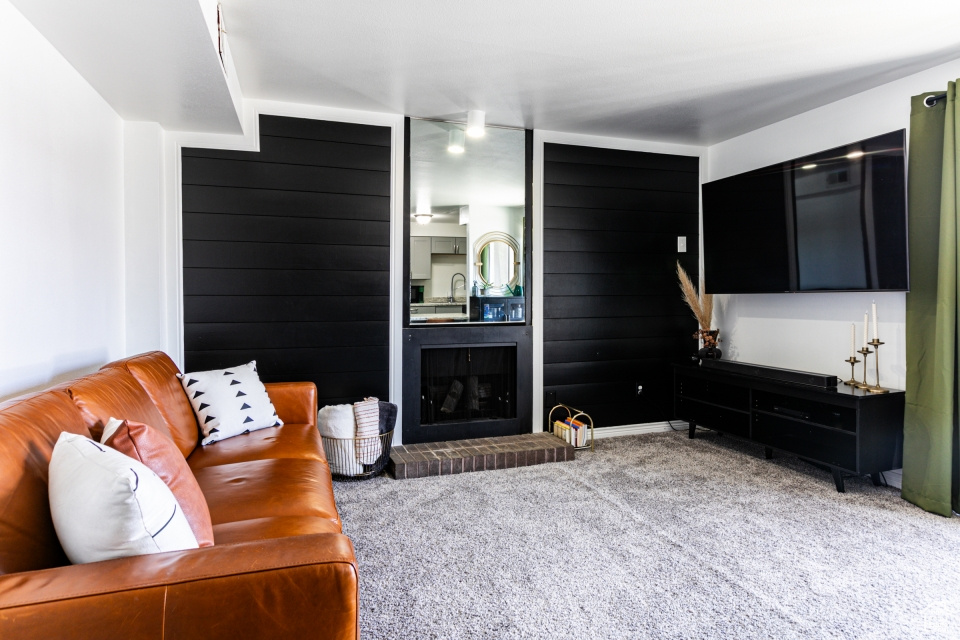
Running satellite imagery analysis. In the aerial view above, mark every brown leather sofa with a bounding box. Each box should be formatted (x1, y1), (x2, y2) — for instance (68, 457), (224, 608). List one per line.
(0, 351), (358, 639)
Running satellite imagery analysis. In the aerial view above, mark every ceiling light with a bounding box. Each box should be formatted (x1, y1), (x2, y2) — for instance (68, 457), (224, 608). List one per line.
(448, 129), (465, 154)
(846, 150), (865, 159)
(801, 163), (818, 170)
(414, 213), (433, 225)
(466, 110), (485, 138)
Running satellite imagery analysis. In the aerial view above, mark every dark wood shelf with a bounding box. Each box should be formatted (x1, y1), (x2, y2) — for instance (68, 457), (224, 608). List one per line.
(674, 363), (904, 492)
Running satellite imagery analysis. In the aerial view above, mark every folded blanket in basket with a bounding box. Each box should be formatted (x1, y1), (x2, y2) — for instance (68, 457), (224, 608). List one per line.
(353, 397), (380, 465)
(318, 404), (363, 476)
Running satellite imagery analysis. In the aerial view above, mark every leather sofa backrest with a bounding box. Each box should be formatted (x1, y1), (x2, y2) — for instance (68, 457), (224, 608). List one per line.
(66, 367), (174, 444)
(0, 390), (90, 575)
(102, 352), (199, 458)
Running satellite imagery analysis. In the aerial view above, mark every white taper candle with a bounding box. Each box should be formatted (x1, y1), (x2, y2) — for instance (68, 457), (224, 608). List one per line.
(851, 323), (855, 357)
(872, 301), (878, 340)
(863, 312), (868, 348)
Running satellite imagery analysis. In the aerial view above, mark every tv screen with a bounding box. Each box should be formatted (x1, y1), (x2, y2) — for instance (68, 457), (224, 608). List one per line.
(702, 130), (908, 293)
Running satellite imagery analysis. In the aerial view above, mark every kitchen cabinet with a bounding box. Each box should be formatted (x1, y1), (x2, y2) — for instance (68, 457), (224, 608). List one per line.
(411, 237), (432, 279)
(431, 237), (467, 255)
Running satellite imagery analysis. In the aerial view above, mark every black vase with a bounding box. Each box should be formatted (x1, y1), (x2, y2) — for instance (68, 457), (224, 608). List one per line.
(698, 346), (722, 360)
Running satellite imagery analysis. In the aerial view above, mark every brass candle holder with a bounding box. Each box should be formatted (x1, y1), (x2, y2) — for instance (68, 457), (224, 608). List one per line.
(843, 356), (861, 387)
(867, 339), (890, 394)
(855, 347), (873, 390)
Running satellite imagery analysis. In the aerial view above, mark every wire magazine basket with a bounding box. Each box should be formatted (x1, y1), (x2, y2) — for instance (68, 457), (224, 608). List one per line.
(321, 429), (395, 480)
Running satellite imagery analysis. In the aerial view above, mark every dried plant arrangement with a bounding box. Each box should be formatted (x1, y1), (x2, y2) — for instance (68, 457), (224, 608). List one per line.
(677, 261), (713, 330)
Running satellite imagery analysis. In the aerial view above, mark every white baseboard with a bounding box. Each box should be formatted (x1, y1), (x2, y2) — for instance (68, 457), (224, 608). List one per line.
(591, 421), (681, 439)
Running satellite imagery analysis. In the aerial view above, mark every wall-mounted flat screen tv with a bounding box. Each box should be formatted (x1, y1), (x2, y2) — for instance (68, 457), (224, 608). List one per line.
(702, 129), (908, 293)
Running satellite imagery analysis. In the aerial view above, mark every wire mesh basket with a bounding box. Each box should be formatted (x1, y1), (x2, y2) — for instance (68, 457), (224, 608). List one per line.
(321, 429), (395, 480)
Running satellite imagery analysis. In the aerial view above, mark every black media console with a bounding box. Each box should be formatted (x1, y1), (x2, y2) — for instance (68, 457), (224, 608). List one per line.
(673, 362), (904, 492)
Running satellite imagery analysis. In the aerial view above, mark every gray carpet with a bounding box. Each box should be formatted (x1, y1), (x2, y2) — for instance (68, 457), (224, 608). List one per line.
(333, 431), (960, 639)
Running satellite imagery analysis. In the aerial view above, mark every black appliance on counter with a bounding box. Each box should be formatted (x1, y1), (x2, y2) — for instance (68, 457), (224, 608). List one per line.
(410, 285), (424, 303)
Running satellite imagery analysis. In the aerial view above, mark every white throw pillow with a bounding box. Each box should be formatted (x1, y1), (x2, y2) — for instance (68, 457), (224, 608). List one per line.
(318, 404), (363, 476)
(49, 432), (199, 564)
(177, 361), (283, 446)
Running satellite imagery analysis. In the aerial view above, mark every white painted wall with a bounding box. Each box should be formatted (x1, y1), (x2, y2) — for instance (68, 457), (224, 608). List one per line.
(707, 57), (960, 391)
(0, 0), (124, 399)
(123, 122), (165, 355)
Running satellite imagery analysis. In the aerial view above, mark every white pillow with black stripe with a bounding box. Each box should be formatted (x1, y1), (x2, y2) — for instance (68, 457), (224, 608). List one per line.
(177, 361), (283, 446)
(48, 432), (198, 564)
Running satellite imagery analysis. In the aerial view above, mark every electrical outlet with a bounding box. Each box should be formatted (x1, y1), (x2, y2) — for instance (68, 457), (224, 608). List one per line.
(545, 390), (557, 408)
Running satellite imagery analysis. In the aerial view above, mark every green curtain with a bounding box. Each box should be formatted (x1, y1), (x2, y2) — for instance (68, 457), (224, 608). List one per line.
(903, 82), (960, 517)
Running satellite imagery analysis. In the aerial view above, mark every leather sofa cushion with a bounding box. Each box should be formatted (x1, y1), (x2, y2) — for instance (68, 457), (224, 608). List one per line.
(66, 367), (172, 443)
(212, 516), (341, 545)
(194, 459), (341, 530)
(105, 420), (215, 547)
(0, 390), (91, 573)
(102, 352), (199, 459)
(187, 423), (327, 471)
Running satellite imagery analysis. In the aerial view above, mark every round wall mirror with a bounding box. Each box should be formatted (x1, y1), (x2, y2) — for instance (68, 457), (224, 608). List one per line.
(475, 232), (521, 290)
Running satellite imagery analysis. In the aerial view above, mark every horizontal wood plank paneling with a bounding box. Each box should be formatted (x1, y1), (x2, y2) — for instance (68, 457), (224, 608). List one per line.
(183, 240), (390, 271)
(544, 144), (698, 172)
(182, 115), (391, 406)
(182, 185), (389, 221)
(183, 295), (390, 323)
(544, 161), (699, 192)
(183, 213), (389, 245)
(183, 268), (389, 297)
(544, 184), (698, 212)
(184, 321), (389, 350)
(543, 143), (699, 429)
(258, 115), (391, 146)
(544, 207), (697, 232)
(182, 136), (391, 172)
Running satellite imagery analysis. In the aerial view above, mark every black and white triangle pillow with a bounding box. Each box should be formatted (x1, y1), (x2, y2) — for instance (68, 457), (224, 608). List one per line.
(177, 361), (283, 446)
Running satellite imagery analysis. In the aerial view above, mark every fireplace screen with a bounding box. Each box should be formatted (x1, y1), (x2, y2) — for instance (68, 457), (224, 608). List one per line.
(421, 346), (516, 424)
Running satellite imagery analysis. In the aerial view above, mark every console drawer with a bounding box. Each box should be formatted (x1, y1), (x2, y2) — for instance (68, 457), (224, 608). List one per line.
(677, 397), (750, 438)
(753, 390), (856, 432)
(675, 375), (750, 411)
(752, 413), (856, 470)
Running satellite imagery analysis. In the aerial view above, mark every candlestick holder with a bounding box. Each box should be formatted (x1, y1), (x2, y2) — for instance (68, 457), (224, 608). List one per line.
(855, 347), (873, 390)
(867, 339), (890, 394)
(843, 356), (861, 386)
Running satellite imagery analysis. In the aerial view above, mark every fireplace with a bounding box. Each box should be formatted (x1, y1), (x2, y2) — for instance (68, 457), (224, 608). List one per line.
(401, 326), (531, 445)
(421, 346), (516, 425)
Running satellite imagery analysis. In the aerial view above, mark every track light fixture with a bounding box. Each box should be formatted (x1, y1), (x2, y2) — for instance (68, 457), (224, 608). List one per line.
(466, 110), (485, 138)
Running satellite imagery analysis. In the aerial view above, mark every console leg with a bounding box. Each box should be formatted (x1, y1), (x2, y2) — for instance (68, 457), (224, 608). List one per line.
(688, 421), (696, 439)
(870, 473), (882, 487)
(831, 468), (845, 493)
(764, 447), (773, 460)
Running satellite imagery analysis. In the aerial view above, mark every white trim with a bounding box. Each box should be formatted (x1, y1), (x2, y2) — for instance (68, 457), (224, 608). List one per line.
(161, 99), (405, 440)
(531, 130), (708, 436)
(591, 422), (681, 439)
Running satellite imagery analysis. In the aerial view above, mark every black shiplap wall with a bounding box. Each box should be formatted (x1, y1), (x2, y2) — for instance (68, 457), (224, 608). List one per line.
(182, 115), (391, 406)
(543, 144), (700, 427)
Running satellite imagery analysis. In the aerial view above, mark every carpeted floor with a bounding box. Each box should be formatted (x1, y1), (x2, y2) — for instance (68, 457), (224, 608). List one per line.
(333, 431), (960, 639)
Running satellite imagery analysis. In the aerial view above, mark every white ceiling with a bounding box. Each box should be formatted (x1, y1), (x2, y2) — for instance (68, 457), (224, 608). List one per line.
(10, 0), (240, 133)
(225, 0), (960, 145)
(11, 1), (960, 144)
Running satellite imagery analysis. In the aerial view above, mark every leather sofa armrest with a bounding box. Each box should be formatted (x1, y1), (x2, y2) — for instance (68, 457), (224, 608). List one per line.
(0, 533), (357, 640)
(265, 381), (318, 427)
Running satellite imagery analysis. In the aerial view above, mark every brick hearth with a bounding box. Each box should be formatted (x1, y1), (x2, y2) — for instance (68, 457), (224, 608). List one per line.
(389, 433), (575, 480)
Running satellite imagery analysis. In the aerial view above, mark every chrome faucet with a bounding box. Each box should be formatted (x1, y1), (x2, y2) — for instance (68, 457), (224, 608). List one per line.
(449, 272), (466, 302)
